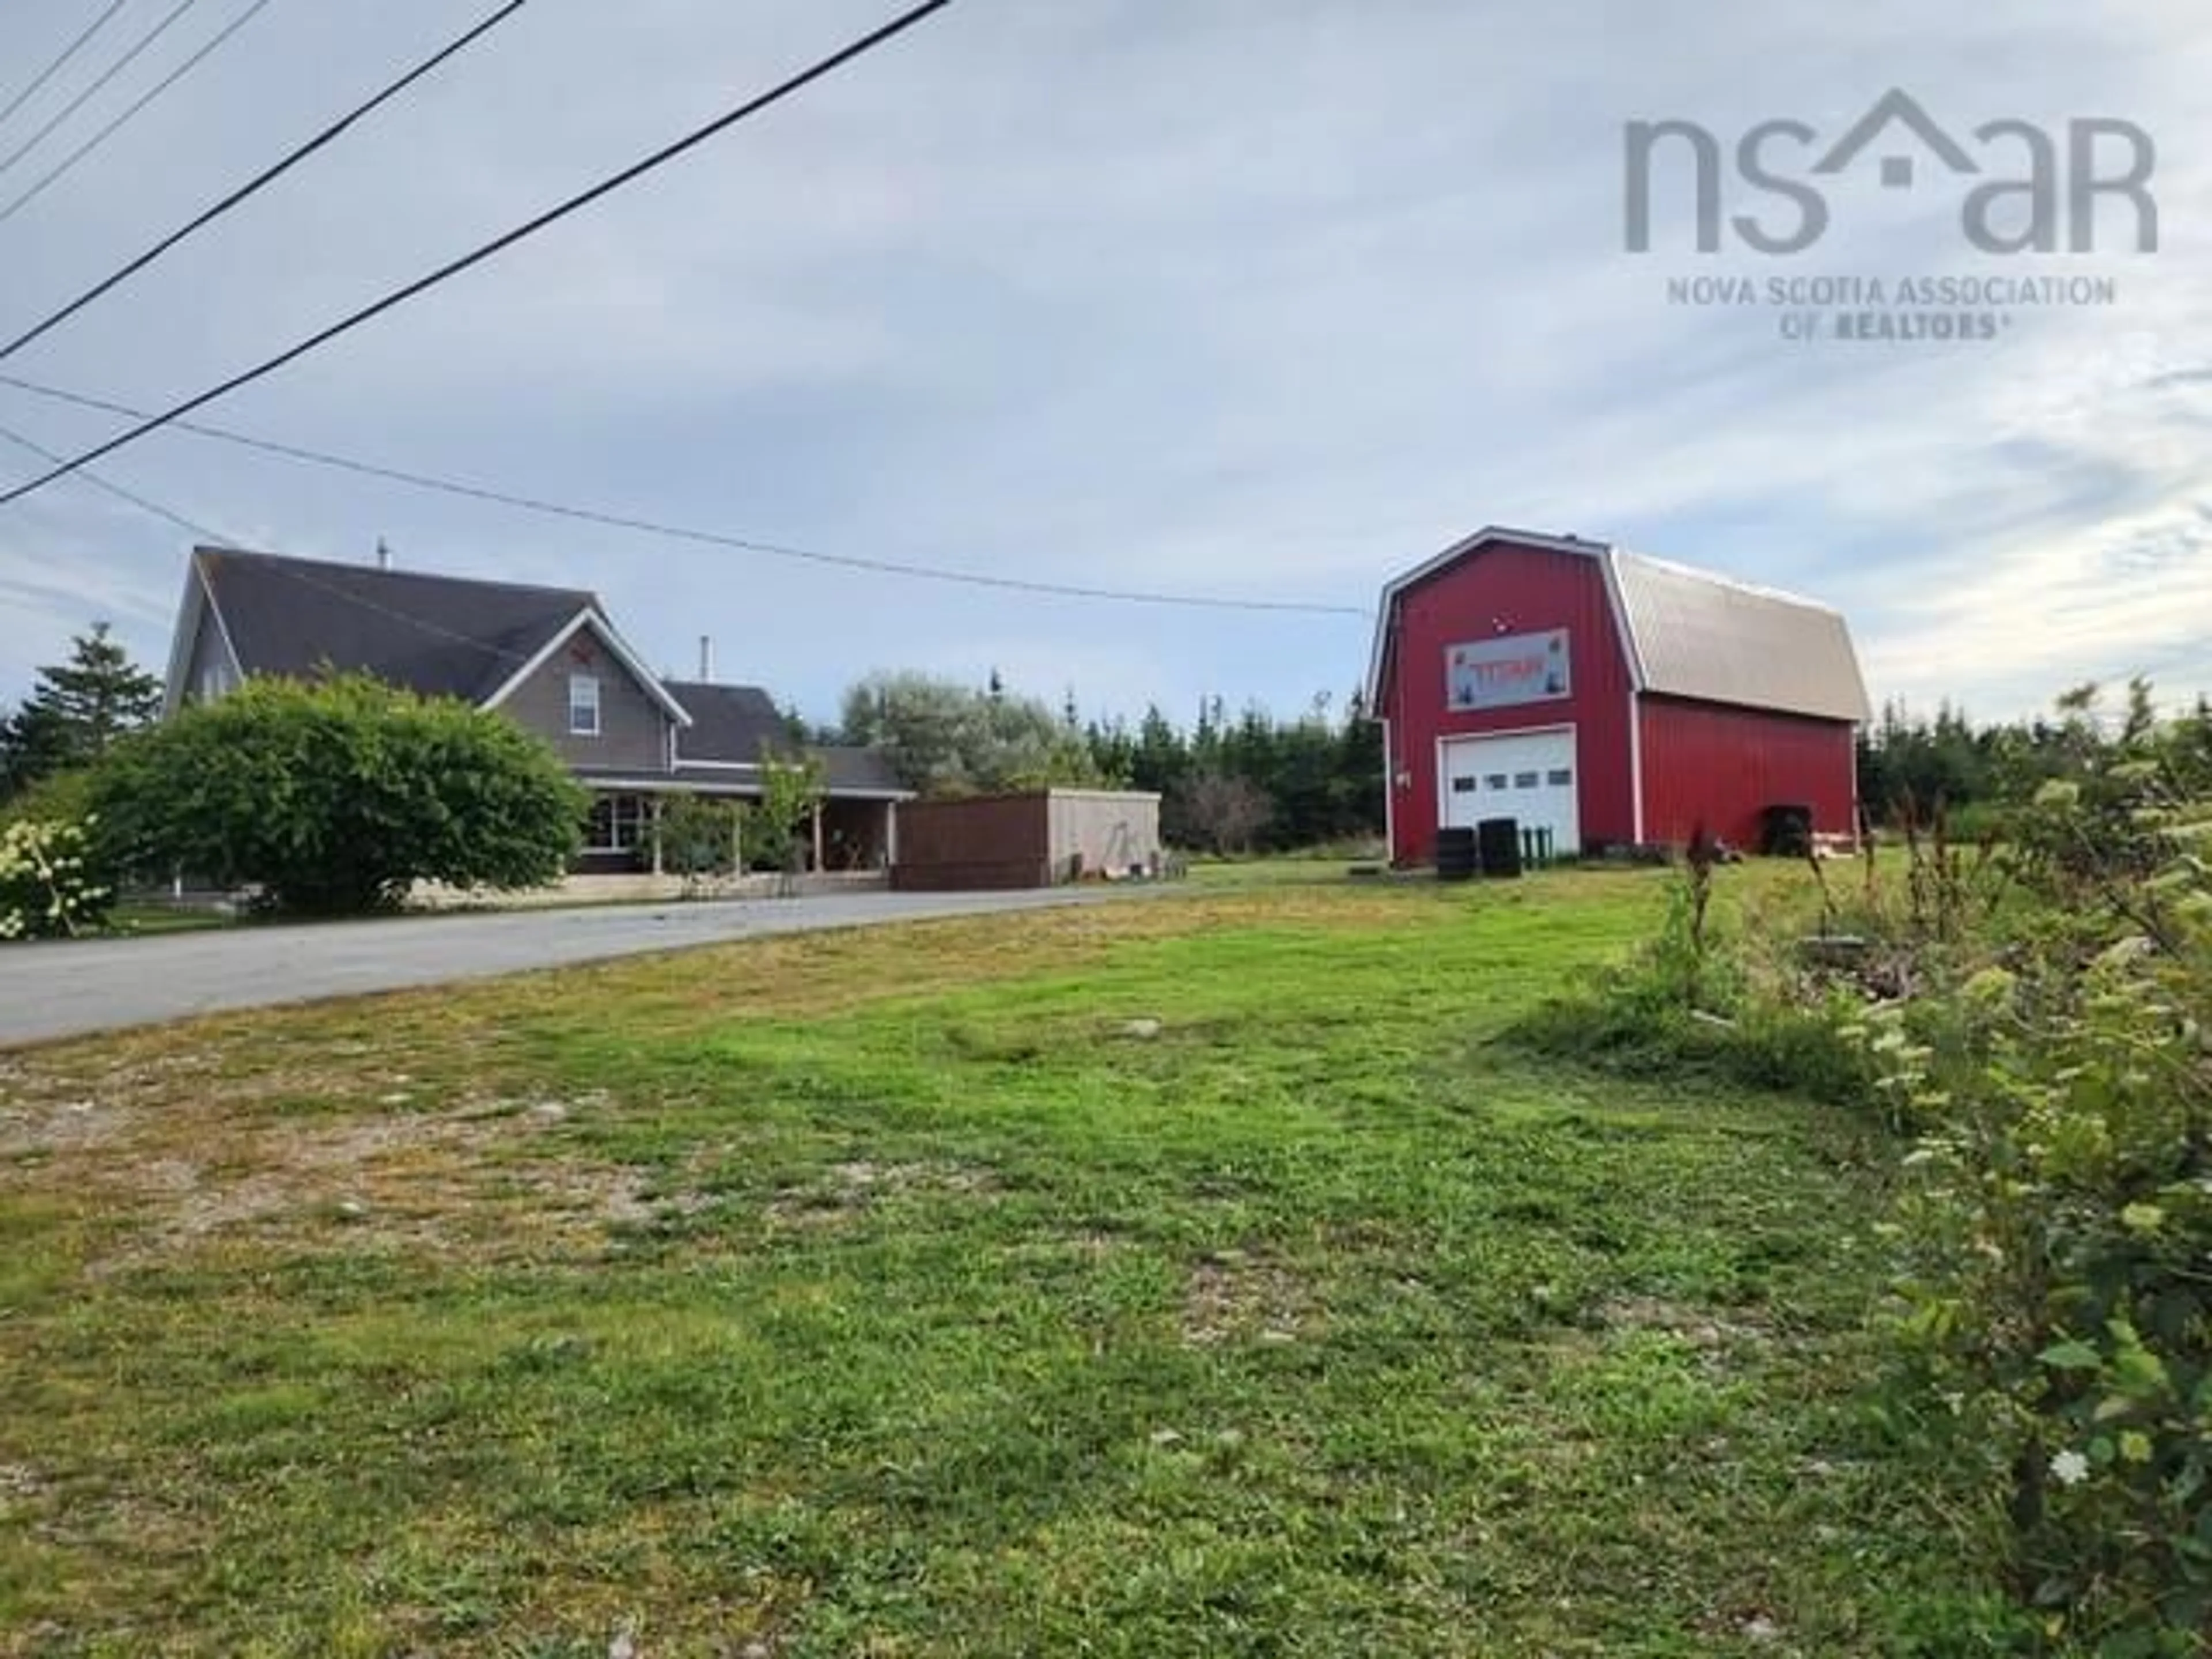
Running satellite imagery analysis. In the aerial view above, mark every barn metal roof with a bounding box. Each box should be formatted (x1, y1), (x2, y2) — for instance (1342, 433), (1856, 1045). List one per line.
(1366, 527), (1871, 724)
(1607, 550), (1871, 722)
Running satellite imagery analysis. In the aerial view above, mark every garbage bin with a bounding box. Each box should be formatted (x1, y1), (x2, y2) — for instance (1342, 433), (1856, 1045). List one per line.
(1435, 825), (1478, 882)
(1478, 817), (1522, 878)
(1759, 804), (1814, 858)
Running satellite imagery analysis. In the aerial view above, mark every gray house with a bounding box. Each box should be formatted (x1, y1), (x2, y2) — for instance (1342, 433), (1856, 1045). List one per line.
(163, 546), (909, 873)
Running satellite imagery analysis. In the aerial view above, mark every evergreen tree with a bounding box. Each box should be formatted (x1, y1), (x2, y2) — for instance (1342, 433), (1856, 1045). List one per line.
(0, 623), (162, 800)
(1079, 687), (1385, 852)
(0, 699), (72, 801)
(36, 623), (162, 757)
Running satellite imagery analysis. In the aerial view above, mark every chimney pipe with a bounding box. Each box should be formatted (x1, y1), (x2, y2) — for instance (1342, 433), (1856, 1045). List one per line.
(698, 634), (713, 681)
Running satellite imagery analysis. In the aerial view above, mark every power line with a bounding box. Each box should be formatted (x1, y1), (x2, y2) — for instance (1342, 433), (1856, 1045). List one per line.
(0, 0), (960, 510)
(255, 554), (538, 662)
(0, 0), (527, 343)
(0, 0), (134, 134)
(0, 0), (209, 187)
(0, 0), (283, 235)
(0, 414), (533, 659)
(0, 413), (236, 544)
(0, 373), (1373, 616)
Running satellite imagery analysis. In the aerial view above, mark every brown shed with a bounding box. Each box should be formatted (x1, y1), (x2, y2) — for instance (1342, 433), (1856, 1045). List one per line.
(890, 789), (1164, 891)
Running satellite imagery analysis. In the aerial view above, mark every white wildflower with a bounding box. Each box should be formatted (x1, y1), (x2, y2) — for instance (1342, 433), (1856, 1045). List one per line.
(2050, 1449), (2090, 1487)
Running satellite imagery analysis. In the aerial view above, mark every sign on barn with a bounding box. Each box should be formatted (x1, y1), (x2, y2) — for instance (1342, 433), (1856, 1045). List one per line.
(1445, 629), (1570, 711)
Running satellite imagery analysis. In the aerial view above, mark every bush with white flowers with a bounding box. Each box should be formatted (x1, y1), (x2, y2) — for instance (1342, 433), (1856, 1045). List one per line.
(1861, 770), (2212, 1649)
(1526, 690), (2212, 1646)
(0, 815), (112, 940)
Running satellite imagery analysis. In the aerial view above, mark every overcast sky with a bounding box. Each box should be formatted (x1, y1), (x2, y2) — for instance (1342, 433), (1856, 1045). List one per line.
(0, 0), (2206, 728)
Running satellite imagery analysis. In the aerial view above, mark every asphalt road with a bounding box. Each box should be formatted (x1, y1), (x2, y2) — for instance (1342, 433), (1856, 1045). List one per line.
(0, 886), (1174, 1049)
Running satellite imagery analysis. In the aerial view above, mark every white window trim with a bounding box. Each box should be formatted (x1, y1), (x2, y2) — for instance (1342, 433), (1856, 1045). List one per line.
(569, 672), (602, 737)
(583, 792), (647, 853)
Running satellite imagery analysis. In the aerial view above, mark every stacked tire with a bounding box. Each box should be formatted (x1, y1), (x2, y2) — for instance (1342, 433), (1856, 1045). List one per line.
(1435, 826), (1478, 882)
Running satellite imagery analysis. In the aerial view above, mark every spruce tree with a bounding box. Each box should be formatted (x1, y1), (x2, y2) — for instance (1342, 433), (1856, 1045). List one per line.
(0, 623), (163, 796)
(0, 699), (71, 800)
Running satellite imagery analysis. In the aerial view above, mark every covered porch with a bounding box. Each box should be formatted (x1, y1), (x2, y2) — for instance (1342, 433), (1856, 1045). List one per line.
(575, 782), (900, 877)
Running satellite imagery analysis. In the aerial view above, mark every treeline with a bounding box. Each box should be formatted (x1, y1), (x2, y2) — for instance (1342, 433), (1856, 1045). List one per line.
(838, 673), (1385, 854)
(1858, 681), (2212, 827)
(1080, 695), (1383, 853)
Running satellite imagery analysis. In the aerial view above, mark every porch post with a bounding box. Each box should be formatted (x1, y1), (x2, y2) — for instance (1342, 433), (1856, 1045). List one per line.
(885, 801), (897, 869)
(810, 803), (825, 873)
(650, 797), (664, 876)
(732, 801), (745, 877)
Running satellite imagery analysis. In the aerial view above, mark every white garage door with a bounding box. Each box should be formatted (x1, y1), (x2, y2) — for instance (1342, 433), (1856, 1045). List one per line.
(1440, 728), (1580, 854)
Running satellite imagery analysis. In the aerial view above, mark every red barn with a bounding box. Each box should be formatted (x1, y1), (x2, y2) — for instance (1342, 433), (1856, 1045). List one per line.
(1365, 526), (1870, 865)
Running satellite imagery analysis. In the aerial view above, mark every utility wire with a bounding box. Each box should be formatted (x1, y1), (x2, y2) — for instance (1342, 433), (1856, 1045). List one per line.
(0, 0), (526, 346)
(0, 373), (1373, 616)
(0, 413), (236, 544)
(0, 0), (134, 134)
(254, 554), (539, 661)
(0, 0), (208, 187)
(0, 414), (532, 659)
(0, 0), (283, 235)
(0, 0), (959, 510)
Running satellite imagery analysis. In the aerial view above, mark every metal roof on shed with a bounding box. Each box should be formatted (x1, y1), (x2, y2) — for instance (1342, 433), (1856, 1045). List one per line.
(1366, 527), (1871, 725)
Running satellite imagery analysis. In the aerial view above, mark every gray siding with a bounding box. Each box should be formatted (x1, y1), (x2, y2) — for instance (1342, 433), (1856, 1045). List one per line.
(499, 626), (673, 771)
(181, 607), (237, 704)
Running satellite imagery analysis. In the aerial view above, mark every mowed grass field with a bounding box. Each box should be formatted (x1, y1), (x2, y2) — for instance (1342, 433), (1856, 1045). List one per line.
(0, 869), (1994, 1657)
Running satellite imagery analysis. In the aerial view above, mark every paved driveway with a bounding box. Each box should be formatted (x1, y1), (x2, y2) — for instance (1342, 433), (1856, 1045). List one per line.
(0, 887), (1175, 1049)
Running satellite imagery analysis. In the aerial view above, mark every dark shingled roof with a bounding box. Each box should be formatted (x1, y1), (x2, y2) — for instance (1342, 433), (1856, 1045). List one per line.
(662, 680), (788, 765)
(662, 681), (909, 794)
(196, 546), (594, 704)
(813, 745), (906, 794)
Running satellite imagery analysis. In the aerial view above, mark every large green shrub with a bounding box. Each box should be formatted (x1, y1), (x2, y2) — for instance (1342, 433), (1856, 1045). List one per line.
(92, 674), (586, 915)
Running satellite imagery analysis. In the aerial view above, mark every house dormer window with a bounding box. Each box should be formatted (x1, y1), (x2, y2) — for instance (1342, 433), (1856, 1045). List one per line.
(569, 672), (601, 736)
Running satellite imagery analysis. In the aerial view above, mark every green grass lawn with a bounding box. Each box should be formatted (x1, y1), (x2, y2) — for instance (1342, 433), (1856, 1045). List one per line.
(0, 869), (2002, 1657)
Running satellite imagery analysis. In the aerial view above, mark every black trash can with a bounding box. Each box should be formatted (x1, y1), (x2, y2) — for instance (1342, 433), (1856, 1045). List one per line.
(1435, 825), (1478, 882)
(1759, 804), (1813, 858)
(1478, 817), (1522, 878)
